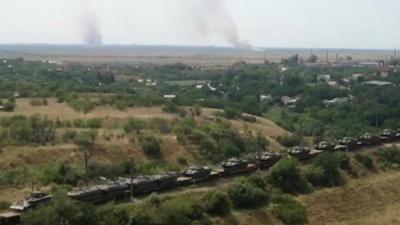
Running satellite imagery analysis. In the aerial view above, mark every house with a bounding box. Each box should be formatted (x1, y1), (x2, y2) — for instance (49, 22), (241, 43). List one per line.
(362, 80), (393, 87)
(163, 94), (176, 99)
(323, 97), (350, 107)
(260, 94), (273, 102)
(281, 96), (297, 107)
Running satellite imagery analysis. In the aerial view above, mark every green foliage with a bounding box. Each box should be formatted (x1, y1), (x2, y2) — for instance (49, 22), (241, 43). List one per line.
(0, 201), (10, 211)
(306, 153), (345, 187)
(376, 147), (400, 168)
(0, 115), (56, 145)
(202, 191), (232, 216)
(355, 153), (374, 170)
(22, 193), (99, 225)
(335, 152), (351, 170)
(272, 195), (307, 225)
(277, 134), (303, 148)
(227, 181), (269, 209)
(222, 107), (242, 119)
(124, 118), (145, 134)
(270, 158), (312, 194)
(139, 134), (161, 157)
(62, 130), (78, 142)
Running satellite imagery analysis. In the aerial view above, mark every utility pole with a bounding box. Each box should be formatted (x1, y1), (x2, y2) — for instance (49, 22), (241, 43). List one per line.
(130, 156), (134, 201)
(84, 150), (90, 185)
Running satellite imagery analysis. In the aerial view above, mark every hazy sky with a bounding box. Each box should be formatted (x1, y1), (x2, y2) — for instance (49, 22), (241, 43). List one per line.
(0, 0), (399, 49)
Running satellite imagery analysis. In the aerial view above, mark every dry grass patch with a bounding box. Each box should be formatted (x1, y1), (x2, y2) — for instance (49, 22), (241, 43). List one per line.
(298, 171), (400, 225)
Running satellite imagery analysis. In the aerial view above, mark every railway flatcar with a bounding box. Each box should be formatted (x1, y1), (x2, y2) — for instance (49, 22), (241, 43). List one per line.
(68, 182), (129, 204)
(314, 141), (336, 151)
(257, 151), (282, 169)
(220, 158), (257, 176)
(0, 212), (21, 225)
(379, 129), (397, 142)
(335, 137), (358, 151)
(288, 146), (311, 160)
(10, 192), (53, 212)
(357, 133), (381, 146)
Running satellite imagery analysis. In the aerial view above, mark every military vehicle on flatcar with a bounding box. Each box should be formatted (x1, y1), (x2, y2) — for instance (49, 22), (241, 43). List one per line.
(288, 146), (311, 160)
(10, 192), (53, 212)
(153, 172), (180, 190)
(335, 137), (358, 151)
(178, 166), (216, 185)
(220, 158), (257, 176)
(357, 133), (381, 146)
(257, 151), (282, 169)
(68, 181), (129, 204)
(0, 212), (21, 225)
(379, 129), (397, 142)
(314, 141), (335, 151)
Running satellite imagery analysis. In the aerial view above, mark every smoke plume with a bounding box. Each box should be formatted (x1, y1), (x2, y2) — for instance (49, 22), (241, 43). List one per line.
(192, 0), (252, 49)
(82, 0), (103, 46)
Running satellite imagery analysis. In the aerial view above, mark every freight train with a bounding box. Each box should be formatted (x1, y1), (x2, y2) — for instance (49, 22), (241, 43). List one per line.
(2, 128), (400, 225)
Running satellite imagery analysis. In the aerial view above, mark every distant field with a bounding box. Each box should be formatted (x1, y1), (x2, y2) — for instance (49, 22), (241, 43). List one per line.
(0, 45), (395, 66)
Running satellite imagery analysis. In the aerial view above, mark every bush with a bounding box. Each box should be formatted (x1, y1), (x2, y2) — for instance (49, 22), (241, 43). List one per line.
(222, 107), (241, 119)
(0, 201), (10, 211)
(270, 158), (311, 194)
(86, 118), (103, 129)
(202, 191), (232, 216)
(139, 134), (161, 157)
(277, 134), (303, 148)
(355, 153), (374, 170)
(62, 130), (78, 142)
(272, 195), (307, 225)
(227, 181), (269, 209)
(306, 153), (344, 187)
(376, 147), (400, 168)
(334, 152), (351, 170)
(158, 197), (204, 225)
(124, 118), (146, 134)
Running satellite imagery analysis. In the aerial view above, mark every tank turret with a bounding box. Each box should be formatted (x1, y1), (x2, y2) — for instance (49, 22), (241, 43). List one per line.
(257, 152), (282, 168)
(357, 133), (381, 146)
(154, 172), (179, 190)
(10, 192), (53, 212)
(288, 146), (311, 160)
(183, 166), (212, 179)
(314, 141), (335, 151)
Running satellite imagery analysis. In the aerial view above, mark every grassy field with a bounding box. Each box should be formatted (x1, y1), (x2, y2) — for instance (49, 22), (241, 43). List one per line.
(299, 171), (400, 225)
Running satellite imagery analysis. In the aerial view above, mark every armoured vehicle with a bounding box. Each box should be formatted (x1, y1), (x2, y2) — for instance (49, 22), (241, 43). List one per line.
(357, 133), (381, 146)
(68, 182), (129, 204)
(153, 172), (180, 190)
(0, 212), (21, 225)
(335, 137), (358, 151)
(257, 151), (282, 169)
(314, 141), (335, 151)
(221, 158), (256, 175)
(379, 129), (397, 142)
(10, 192), (53, 212)
(179, 166), (213, 184)
(396, 129), (400, 138)
(288, 146), (311, 160)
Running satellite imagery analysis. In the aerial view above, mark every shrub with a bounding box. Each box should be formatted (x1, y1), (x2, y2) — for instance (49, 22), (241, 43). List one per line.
(62, 130), (78, 142)
(158, 197), (204, 225)
(86, 118), (103, 129)
(355, 153), (374, 170)
(139, 134), (161, 157)
(306, 153), (344, 187)
(222, 107), (241, 119)
(0, 201), (10, 211)
(334, 152), (351, 170)
(227, 181), (269, 209)
(270, 158), (311, 194)
(124, 118), (146, 134)
(277, 134), (303, 148)
(272, 195), (307, 225)
(376, 147), (400, 168)
(202, 191), (232, 216)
